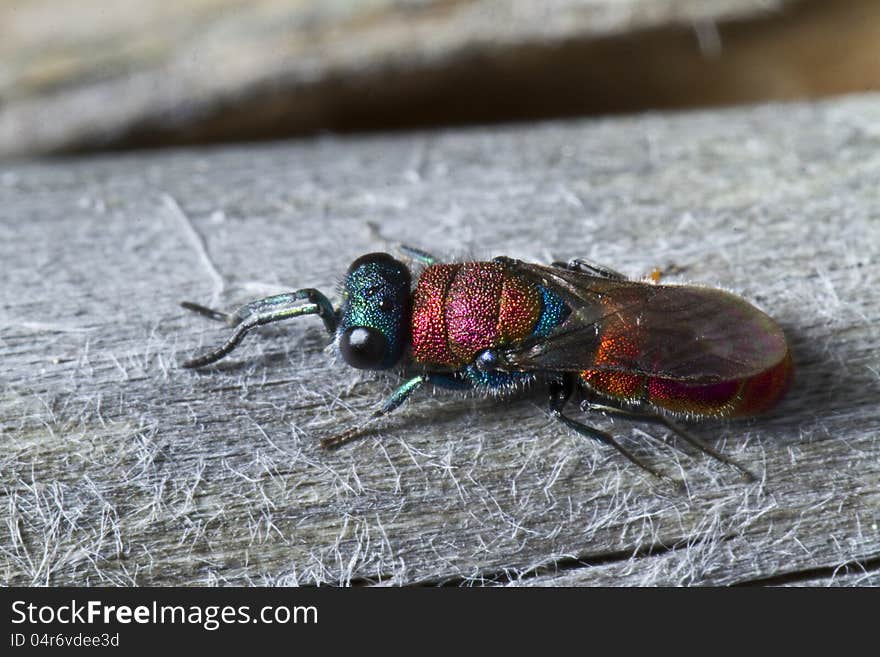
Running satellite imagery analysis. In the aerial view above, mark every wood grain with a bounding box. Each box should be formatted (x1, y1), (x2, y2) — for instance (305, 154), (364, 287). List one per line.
(1, 95), (879, 586)
(13, 0), (880, 158)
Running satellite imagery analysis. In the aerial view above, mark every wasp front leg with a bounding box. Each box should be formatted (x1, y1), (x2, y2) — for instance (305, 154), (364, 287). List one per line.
(180, 289), (337, 368)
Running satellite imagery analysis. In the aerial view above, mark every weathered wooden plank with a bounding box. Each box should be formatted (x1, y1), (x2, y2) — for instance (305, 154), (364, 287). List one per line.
(776, 571), (880, 587)
(7, 0), (880, 158)
(1, 95), (879, 586)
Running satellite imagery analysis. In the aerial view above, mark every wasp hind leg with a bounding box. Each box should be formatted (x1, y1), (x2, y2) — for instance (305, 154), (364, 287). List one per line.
(549, 375), (670, 482)
(580, 399), (758, 482)
(551, 258), (628, 281)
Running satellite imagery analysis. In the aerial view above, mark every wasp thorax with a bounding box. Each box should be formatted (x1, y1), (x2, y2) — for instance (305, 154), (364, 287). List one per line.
(338, 252), (412, 370)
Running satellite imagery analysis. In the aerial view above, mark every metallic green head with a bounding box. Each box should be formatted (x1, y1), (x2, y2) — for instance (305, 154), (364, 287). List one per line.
(337, 253), (411, 370)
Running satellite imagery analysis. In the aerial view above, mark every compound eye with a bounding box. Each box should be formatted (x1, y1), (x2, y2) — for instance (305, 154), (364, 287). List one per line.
(340, 326), (387, 369)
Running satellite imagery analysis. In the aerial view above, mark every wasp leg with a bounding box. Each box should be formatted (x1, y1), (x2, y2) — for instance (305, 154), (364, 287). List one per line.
(367, 221), (438, 265)
(549, 375), (669, 481)
(550, 258), (628, 281)
(180, 289), (337, 368)
(320, 375), (430, 449)
(180, 302), (231, 323)
(581, 400), (758, 482)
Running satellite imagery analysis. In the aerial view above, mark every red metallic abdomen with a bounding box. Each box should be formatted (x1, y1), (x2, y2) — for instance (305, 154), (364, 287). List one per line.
(410, 262), (542, 368)
(581, 338), (792, 418)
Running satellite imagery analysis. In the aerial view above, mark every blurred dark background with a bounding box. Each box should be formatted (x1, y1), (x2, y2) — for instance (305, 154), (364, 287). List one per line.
(2, 0), (879, 158)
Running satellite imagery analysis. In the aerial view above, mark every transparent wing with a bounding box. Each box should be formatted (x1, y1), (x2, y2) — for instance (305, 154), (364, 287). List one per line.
(498, 260), (788, 383)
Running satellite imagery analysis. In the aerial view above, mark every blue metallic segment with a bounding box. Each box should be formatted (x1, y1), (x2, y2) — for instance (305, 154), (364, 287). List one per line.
(463, 365), (533, 389)
(428, 368), (533, 390)
(427, 374), (473, 390)
(531, 285), (570, 338)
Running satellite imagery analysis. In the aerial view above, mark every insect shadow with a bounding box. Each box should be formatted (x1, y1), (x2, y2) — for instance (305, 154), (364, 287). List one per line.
(745, 318), (879, 445)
